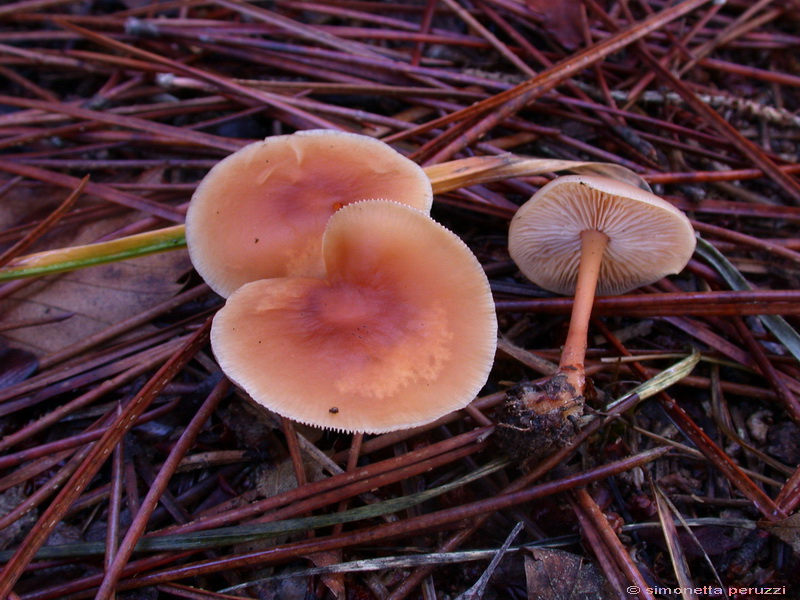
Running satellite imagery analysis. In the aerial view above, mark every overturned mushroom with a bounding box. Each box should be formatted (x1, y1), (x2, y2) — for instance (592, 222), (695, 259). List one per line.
(211, 200), (497, 433)
(496, 175), (695, 462)
(186, 129), (433, 297)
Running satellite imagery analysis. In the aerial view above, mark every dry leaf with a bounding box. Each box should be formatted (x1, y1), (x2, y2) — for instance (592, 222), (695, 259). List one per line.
(0, 344), (37, 389)
(217, 396), (278, 449)
(763, 513), (800, 553)
(0, 169), (190, 356)
(248, 575), (308, 600)
(304, 550), (345, 599)
(766, 422), (800, 465)
(232, 456), (327, 553)
(524, 547), (614, 600)
(0, 218), (190, 356)
(525, 0), (586, 50)
(255, 457), (325, 507)
(457, 522), (523, 600)
(0, 486), (37, 551)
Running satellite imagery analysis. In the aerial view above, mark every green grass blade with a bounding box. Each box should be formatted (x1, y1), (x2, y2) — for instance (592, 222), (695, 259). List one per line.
(695, 236), (800, 363)
(603, 349), (701, 411)
(0, 225), (187, 282)
(0, 458), (507, 561)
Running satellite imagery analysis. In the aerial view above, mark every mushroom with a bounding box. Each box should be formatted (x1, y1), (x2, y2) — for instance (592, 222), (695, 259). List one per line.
(211, 200), (498, 433)
(496, 174), (695, 461)
(186, 129), (433, 298)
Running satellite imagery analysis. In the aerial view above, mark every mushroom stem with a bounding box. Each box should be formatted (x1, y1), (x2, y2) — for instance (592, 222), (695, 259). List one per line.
(559, 229), (609, 397)
(500, 174), (696, 463)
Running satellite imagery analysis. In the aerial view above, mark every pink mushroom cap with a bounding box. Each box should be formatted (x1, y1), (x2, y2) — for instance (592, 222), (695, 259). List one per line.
(186, 129), (433, 297)
(509, 175), (696, 296)
(211, 200), (498, 433)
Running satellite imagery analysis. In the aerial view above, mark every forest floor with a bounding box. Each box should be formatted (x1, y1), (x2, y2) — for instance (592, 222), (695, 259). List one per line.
(0, 1), (799, 599)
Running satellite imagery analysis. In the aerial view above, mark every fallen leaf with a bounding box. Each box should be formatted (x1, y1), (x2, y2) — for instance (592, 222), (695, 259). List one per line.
(0, 216), (190, 356)
(232, 455), (327, 554)
(766, 421), (800, 465)
(0, 248), (190, 356)
(0, 486), (37, 550)
(525, 0), (586, 50)
(637, 525), (746, 559)
(0, 343), (37, 388)
(763, 512), (800, 553)
(217, 397), (277, 450)
(255, 456), (326, 504)
(0, 169), (191, 357)
(304, 550), (345, 599)
(457, 522), (523, 600)
(524, 547), (614, 599)
(248, 575), (308, 600)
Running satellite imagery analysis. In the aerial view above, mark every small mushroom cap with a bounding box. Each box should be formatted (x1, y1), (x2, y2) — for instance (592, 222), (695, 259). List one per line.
(211, 200), (498, 434)
(186, 129), (433, 297)
(508, 175), (696, 296)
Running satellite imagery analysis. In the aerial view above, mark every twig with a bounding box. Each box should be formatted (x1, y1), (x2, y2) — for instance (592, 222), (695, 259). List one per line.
(95, 378), (229, 599)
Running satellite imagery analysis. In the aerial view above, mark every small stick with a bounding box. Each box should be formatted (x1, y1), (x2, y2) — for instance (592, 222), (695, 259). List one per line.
(282, 417), (309, 489)
(573, 488), (655, 600)
(94, 378), (229, 600)
(108, 448), (670, 593)
(0, 321), (211, 599)
(105, 403), (125, 578)
(570, 491), (637, 599)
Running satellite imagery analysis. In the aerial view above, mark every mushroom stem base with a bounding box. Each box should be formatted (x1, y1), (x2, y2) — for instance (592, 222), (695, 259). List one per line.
(494, 374), (584, 465)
